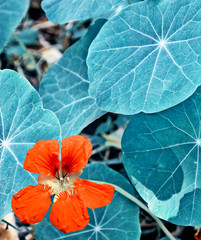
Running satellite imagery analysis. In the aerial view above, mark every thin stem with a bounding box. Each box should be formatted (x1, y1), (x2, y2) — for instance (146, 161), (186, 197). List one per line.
(92, 141), (121, 156)
(61, 19), (90, 36)
(92, 145), (110, 155)
(13, 34), (41, 82)
(92, 180), (176, 240)
(1, 219), (35, 236)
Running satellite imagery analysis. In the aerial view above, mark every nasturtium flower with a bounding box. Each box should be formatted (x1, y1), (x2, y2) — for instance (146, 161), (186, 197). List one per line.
(11, 136), (114, 233)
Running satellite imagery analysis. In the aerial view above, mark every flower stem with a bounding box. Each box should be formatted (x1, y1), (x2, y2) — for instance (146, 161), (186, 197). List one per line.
(1, 219), (35, 237)
(92, 180), (176, 240)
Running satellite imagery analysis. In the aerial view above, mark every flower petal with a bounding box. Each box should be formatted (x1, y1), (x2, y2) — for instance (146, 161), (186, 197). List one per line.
(24, 139), (60, 176)
(61, 136), (92, 174)
(74, 179), (115, 209)
(50, 191), (89, 233)
(11, 185), (51, 224)
(68, 170), (83, 182)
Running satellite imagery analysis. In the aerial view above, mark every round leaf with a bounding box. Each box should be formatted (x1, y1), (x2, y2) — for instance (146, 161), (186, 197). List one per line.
(0, 69), (61, 220)
(87, 0), (201, 114)
(39, 20), (106, 138)
(122, 86), (201, 226)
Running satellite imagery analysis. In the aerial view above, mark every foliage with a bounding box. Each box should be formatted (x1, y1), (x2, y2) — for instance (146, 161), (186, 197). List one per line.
(1, 0), (201, 239)
(41, 0), (140, 23)
(35, 163), (141, 240)
(87, 0), (201, 114)
(0, 0), (29, 53)
(39, 20), (106, 138)
(0, 69), (61, 220)
(122, 86), (201, 226)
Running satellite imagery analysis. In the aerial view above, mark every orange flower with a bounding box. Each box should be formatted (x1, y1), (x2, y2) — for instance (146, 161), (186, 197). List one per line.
(11, 136), (114, 233)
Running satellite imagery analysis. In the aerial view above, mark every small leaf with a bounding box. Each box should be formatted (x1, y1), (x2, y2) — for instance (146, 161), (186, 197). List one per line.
(35, 163), (141, 240)
(87, 0), (201, 114)
(95, 116), (112, 135)
(0, 69), (61, 220)
(0, 0), (29, 53)
(5, 45), (26, 57)
(88, 135), (106, 147)
(39, 20), (106, 138)
(122, 86), (201, 226)
(15, 29), (38, 45)
(115, 115), (131, 127)
(41, 0), (139, 24)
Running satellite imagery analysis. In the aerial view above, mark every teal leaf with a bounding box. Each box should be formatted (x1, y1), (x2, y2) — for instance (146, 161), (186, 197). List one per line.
(15, 29), (38, 45)
(0, 0), (29, 53)
(39, 20), (106, 138)
(122, 86), (201, 226)
(95, 116), (112, 135)
(88, 135), (106, 147)
(0, 69), (61, 220)
(5, 45), (26, 57)
(115, 115), (131, 127)
(87, 0), (201, 114)
(35, 163), (140, 240)
(41, 0), (139, 24)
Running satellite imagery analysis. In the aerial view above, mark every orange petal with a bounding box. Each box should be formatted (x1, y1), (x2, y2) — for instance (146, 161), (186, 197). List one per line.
(74, 179), (115, 209)
(11, 185), (52, 224)
(24, 139), (60, 176)
(61, 136), (92, 174)
(50, 191), (89, 233)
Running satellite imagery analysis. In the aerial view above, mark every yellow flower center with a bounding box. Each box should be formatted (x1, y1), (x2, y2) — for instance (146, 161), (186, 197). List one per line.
(38, 170), (82, 199)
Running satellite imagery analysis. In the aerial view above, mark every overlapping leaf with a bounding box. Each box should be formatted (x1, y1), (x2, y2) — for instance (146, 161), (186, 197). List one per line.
(0, 70), (61, 220)
(35, 163), (140, 240)
(87, 0), (201, 114)
(39, 20), (106, 138)
(41, 0), (139, 24)
(0, 0), (29, 53)
(122, 86), (201, 226)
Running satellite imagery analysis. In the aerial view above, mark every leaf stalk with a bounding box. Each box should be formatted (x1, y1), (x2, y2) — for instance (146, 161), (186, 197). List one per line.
(1, 219), (35, 237)
(92, 180), (176, 240)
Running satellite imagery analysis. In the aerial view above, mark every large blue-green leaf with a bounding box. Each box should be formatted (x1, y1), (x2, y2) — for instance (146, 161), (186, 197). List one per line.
(35, 163), (140, 240)
(122, 86), (201, 226)
(41, 0), (139, 24)
(0, 0), (29, 53)
(87, 0), (201, 114)
(39, 20), (106, 138)
(0, 69), (61, 220)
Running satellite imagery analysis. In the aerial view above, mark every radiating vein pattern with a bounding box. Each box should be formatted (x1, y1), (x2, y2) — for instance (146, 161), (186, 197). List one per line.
(0, 0), (28, 52)
(35, 163), (140, 240)
(39, 20), (105, 138)
(0, 70), (61, 220)
(87, 0), (201, 114)
(122, 86), (201, 226)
